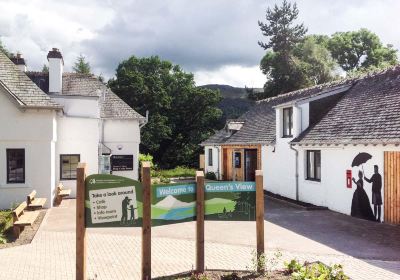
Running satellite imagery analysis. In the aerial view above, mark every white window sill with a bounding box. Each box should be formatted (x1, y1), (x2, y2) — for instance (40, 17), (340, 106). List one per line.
(0, 184), (31, 189)
(304, 179), (322, 185)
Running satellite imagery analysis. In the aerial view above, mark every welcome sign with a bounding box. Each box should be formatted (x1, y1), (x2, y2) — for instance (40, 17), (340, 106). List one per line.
(152, 183), (196, 226)
(205, 182), (256, 221)
(85, 174), (143, 228)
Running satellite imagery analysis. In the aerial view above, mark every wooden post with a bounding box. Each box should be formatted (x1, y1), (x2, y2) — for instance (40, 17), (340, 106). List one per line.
(196, 171), (205, 273)
(255, 169), (264, 273)
(141, 162), (151, 280)
(76, 163), (87, 280)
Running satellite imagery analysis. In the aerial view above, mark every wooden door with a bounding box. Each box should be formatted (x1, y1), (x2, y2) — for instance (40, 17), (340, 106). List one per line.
(384, 151), (400, 224)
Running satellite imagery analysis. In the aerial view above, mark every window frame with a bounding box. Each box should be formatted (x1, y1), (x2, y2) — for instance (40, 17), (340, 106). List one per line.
(282, 107), (293, 138)
(306, 150), (321, 182)
(6, 149), (25, 184)
(60, 154), (80, 180)
(208, 148), (213, 166)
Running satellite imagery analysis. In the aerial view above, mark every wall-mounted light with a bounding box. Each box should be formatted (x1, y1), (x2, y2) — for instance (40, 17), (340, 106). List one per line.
(117, 144), (123, 150)
(272, 146), (276, 153)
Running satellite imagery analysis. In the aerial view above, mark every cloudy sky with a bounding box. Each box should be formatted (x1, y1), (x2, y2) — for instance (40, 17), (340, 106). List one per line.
(1, 0), (399, 87)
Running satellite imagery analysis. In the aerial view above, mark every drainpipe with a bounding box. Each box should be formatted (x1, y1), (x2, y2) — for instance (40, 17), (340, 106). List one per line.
(290, 144), (299, 201)
(140, 110), (149, 129)
(215, 146), (220, 180)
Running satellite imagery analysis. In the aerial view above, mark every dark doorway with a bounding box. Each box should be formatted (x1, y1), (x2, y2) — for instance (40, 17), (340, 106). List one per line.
(244, 149), (257, 181)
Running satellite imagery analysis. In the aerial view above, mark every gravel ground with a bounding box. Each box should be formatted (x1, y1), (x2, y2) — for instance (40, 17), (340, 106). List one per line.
(0, 209), (46, 249)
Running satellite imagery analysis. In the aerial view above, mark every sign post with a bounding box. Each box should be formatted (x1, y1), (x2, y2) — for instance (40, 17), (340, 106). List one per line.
(255, 170), (264, 273)
(76, 163), (87, 280)
(196, 171), (205, 273)
(141, 162), (152, 280)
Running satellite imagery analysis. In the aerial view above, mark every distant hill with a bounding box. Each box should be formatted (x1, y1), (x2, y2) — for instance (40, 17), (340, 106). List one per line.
(200, 84), (248, 99)
(200, 84), (261, 128)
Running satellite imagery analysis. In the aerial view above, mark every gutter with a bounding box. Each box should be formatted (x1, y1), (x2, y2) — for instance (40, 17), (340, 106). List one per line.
(289, 144), (299, 201)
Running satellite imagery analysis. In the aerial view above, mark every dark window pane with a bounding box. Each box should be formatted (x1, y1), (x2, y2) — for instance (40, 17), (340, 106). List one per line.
(60, 154), (80, 180)
(7, 149), (25, 183)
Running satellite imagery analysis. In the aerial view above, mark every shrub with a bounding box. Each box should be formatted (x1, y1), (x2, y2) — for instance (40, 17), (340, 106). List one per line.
(285, 260), (349, 280)
(139, 153), (154, 168)
(205, 171), (217, 180)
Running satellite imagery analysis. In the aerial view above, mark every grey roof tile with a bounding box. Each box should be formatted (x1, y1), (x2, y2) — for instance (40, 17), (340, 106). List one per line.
(26, 71), (144, 120)
(0, 52), (62, 109)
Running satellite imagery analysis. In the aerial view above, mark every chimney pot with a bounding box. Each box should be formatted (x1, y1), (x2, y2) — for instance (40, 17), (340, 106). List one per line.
(10, 52), (27, 72)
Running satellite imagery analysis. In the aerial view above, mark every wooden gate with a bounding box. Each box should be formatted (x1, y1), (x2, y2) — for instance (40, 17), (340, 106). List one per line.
(384, 151), (400, 224)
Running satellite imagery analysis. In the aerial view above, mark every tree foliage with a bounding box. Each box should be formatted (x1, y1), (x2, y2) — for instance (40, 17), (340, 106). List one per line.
(0, 39), (10, 57)
(328, 28), (398, 72)
(256, 1), (339, 100)
(73, 54), (91, 74)
(41, 64), (49, 73)
(109, 56), (222, 168)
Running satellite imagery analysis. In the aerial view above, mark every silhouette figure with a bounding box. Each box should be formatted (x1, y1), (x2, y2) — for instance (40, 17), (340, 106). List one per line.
(121, 196), (131, 225)
(129, 205), (137, 223)
(351, 170), (375, 221)
(364, 165), (382, 222)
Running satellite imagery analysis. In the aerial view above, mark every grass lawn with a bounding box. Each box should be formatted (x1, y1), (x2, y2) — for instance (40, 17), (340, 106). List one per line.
(153, 166), (196, 178)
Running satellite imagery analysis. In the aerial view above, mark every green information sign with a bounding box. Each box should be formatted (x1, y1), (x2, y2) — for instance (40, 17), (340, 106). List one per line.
(85, 174), (143, 228)
(205, 181), (256, 221)
(85, 174), (256, 228)
(152, 183), (196, 226)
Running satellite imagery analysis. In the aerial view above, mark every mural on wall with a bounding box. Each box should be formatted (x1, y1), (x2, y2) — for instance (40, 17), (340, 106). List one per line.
(350, 152), (382, 222)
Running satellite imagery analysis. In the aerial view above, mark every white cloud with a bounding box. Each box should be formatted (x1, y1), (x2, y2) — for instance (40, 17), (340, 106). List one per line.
(0, 0), (399, 87)
(195, 65), (265, 88)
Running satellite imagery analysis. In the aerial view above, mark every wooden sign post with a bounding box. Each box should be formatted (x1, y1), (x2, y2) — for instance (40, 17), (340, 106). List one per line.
(141, 162), (152, 280)
(196, 171), (205, 273)
(255, 170), (265, 273)
(76, 163), (87, 280)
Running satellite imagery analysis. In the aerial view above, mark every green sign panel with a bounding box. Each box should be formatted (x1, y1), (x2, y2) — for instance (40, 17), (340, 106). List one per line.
(85, 174), (143, 228)
(205, 181), (256, 221)
(85, 174), (256, 228)
(152, 183), (196, 226)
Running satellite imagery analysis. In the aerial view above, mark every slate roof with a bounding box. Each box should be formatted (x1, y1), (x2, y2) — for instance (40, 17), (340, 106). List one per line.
(293, 66), (400, 145)
(27, 72), (144, 120)
(0, 51), (62, 109)
(203, 65), (400, 146)
(201, 79), (354, 145)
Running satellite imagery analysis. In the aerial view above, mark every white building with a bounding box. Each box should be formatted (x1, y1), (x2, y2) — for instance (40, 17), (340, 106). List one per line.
(202, 67), (400, 225)
(0, 49), (146, 209)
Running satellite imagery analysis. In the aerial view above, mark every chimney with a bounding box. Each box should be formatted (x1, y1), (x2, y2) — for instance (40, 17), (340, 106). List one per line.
(47, 48), (64, 94)
(10, 52), (27, 72)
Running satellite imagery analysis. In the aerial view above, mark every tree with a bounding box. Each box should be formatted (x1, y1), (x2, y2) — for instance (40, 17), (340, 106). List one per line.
(0, 39), (10, 57)
(109, 56), (222, 168)
(257, 0), (309, 99)
(328, 28), (398, 72)
(73, 54), (91, 74)
(41, 64), (49, 73)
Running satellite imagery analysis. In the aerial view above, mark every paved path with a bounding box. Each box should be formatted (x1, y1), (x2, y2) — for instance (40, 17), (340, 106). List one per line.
(0, 198), (399, 279)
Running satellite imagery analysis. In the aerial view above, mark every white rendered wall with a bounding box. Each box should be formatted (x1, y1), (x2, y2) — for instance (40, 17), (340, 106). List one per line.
(51, 96), (99, 118)
(297, 145), (400, 218)
(56, 116), (100, 197)
(204, 146), (221, 179)
(0, 88), (56, 209)
(103, 119), (141, 180)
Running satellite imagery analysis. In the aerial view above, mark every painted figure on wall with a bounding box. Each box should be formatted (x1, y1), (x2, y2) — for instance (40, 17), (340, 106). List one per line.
(364, 165), (382, 222)
(351, 170), (375, 221)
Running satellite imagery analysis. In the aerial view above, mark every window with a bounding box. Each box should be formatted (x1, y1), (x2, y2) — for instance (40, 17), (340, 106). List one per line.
(282, 107), (293, 137)
(234, 152), (241, 168)
(208, 149), (213, 166)
(60, 154), (80, 180)
(306, 150), (321, 181)
(99, 155), (111, 174)
(7, 149), (25, 183)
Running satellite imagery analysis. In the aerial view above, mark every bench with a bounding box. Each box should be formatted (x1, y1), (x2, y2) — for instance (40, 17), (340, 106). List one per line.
(12, 201), (39, 238)
(27, 190), (47, 210)
(54, 183), (71, 206)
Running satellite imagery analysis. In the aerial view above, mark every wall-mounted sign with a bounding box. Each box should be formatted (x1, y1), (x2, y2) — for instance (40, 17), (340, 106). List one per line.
(85, 174), (142, 227)
(205, 181), (256, 221)
(234, 152), (241, 168)
(111, 155), (133, 171)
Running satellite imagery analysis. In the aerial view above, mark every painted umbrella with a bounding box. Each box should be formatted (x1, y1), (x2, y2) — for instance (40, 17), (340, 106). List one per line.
(351, 152), (372, 167)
